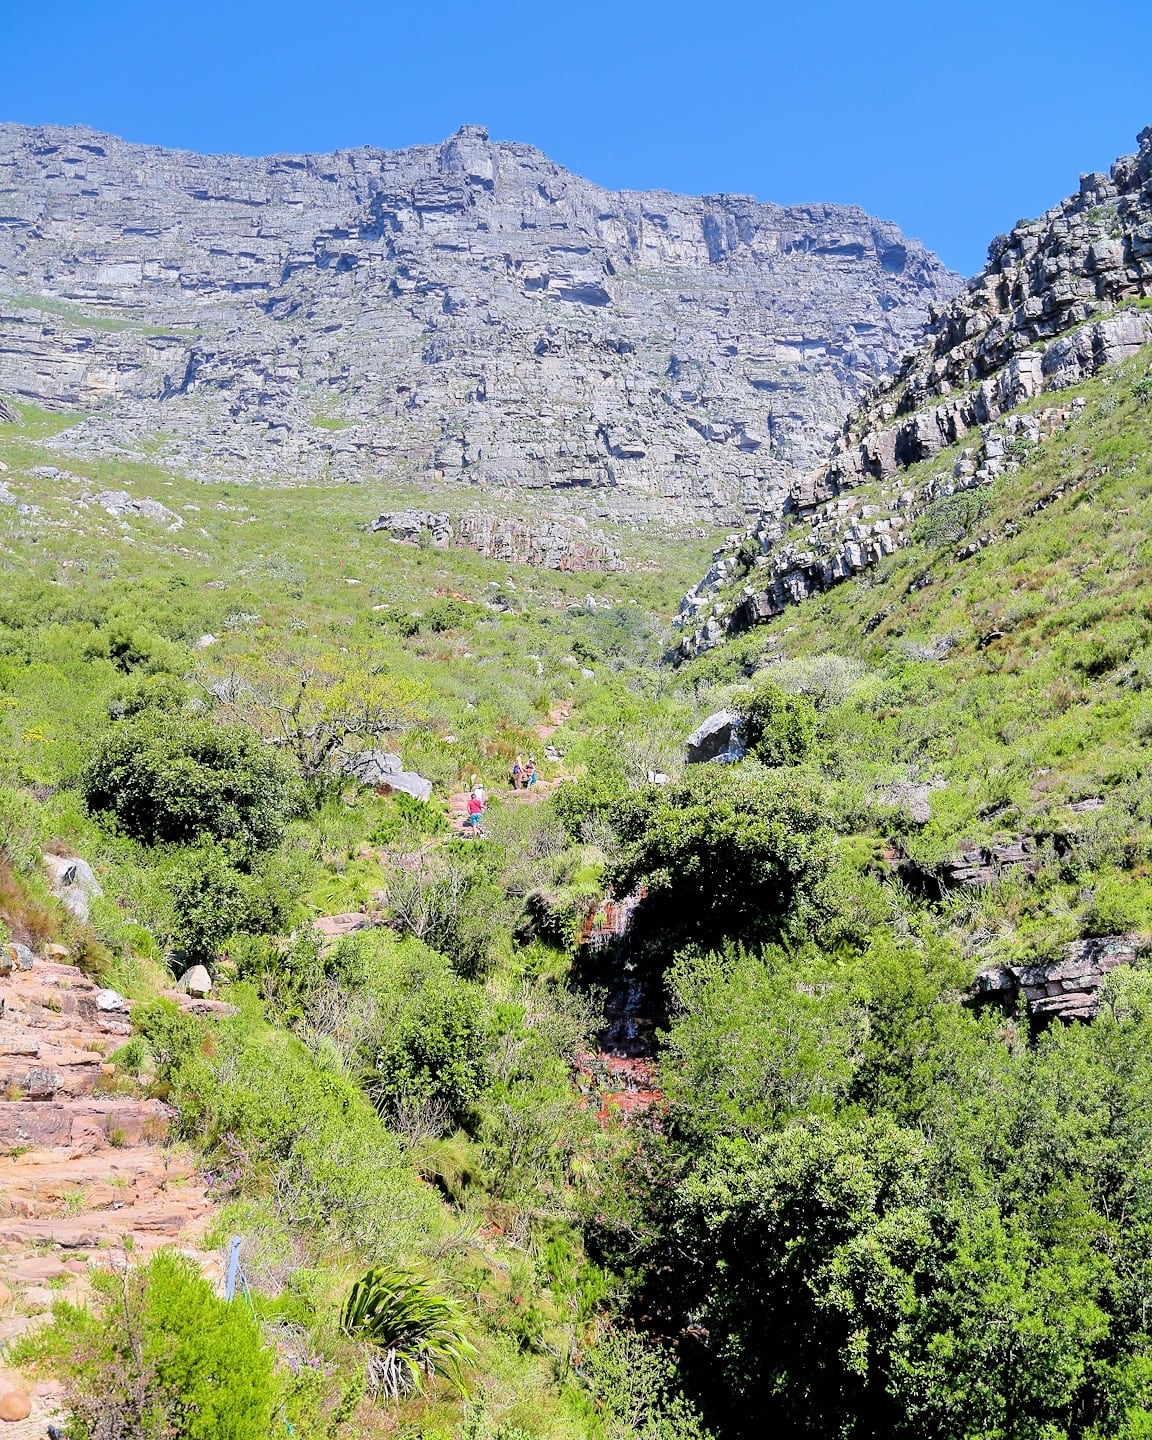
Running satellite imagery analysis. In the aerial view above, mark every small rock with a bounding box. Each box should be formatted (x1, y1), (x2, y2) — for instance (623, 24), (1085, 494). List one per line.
(43, 943), (70, 959)
(194, 633), (217, 649)
(95, 988), (127, 1012)
(7, 943), (34, 971)
(178, 965), (213, 998)
(0, 1374), (31, 1422)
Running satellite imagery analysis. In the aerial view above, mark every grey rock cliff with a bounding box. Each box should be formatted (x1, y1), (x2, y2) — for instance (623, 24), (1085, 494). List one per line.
(676, 126), (1152, 654)
(0, 123), (959, 521)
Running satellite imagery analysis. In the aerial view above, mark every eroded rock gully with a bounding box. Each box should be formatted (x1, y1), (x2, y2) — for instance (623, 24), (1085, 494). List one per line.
(0, 122), (958, 521)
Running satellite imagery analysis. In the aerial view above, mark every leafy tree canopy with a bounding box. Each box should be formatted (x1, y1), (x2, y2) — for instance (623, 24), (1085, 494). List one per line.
(83, 712), (300, 854)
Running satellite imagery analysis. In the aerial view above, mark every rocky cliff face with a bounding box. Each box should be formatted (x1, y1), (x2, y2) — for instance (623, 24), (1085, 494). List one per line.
(675, 127), (1152, 651)
(368, 508), (623, 571)
(0, 123), (959, 521)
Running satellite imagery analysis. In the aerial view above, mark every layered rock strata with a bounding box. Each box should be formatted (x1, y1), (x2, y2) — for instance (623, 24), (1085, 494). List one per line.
(676, 127), (1152, 654)
(369, 507), (623, 570)
(0, 123), (959, 519)
(974, 933), (1144, 1024)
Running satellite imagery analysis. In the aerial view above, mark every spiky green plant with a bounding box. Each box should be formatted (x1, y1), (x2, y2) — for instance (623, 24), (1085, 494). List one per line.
(340, 1267), (477, 1399)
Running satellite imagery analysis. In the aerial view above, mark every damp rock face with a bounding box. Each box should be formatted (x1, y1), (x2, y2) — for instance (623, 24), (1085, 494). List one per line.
(0, 123), (958, 522)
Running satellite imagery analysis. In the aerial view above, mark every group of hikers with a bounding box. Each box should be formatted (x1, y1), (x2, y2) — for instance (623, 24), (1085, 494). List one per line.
(461, 755), (539, 834)
(511, 754), (539, 789)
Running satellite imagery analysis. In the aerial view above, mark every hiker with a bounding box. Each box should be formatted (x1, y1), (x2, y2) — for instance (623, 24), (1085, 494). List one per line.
(464, 791), (484, 832)
(526, 756), (538, 787)
(472, 777), (487, 806)
(511, 754), (525, 788)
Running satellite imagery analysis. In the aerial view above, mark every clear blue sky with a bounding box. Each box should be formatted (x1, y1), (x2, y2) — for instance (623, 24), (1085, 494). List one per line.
(5, 0), (1151, 276)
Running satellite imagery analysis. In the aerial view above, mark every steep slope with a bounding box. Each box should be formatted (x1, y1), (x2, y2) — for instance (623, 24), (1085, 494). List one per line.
(0, 123), (959, 520)
(676, 125), (1152, 649)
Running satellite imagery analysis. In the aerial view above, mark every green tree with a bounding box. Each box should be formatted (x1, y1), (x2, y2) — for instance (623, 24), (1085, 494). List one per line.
(83, 713), (299, 853)
(606, 765), (836, 955)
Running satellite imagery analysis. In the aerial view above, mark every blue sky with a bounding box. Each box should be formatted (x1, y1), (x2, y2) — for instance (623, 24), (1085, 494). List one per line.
(4, 0), (1150, 276)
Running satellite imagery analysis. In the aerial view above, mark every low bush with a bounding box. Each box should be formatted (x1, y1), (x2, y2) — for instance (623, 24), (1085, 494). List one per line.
(11, 1248), (277, 1440)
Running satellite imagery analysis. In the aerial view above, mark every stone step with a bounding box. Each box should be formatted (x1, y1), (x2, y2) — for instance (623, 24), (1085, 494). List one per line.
(0, 1202), (211, 1249)
(0, 1148), (198, 1219)
(0, 1098), (172, 1151)
(0, 1052), (105, 1100)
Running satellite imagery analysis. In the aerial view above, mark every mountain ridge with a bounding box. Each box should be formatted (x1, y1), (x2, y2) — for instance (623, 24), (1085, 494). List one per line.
(0, 121), (960, 521)
(675, 124), (1152, 653)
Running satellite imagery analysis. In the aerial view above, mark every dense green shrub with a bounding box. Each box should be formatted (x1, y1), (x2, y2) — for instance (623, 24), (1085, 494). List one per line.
(551, 741), (633, 840)
(84, 620), (181, 675)
(131, 996), (201, 1082)
(168, 843), (309, 964)
(364, 962), (490, 1131)
(169, 844), (252, 964)
(106, 671), (188, 720)
(83, 713), (300, 852)
(737, 678), (817, 767)
(606, 765), (836, 955)
(13, 1248), (277, 1440)
(170, 991), (435, 1251)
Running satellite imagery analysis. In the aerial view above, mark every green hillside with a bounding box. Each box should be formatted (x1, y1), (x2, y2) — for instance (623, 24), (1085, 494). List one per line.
(2, 344), (1152, 1440)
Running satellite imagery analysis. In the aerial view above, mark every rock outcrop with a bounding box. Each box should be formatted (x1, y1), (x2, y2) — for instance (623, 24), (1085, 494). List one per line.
(676, 126), (1152, 654)
(369, 507), (623, 570)
(974, 933), (1144, 1023)
(0, 123), (958, 520)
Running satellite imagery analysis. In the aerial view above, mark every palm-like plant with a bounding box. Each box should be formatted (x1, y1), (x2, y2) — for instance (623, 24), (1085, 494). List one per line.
(340, 1267), (477, 1399)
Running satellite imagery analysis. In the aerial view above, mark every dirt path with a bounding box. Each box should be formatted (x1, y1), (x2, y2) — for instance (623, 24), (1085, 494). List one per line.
(444, 701), (572, 835)
(0, 958), (226, 1432)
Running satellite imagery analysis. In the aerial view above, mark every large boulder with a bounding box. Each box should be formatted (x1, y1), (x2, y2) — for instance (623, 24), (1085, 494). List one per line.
(343, 751), (433, 803)
(685, 709), (744, 765)
(43, 853), (103, 923)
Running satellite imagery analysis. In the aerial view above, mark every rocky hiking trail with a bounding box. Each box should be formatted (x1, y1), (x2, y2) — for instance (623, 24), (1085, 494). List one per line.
(0, 958), (227, 1433)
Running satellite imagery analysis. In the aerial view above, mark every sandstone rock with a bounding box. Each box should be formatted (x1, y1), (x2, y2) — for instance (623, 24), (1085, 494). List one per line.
(43, 853), (103, 923)
(0, 1375), (31, 1422)
(177, 965), (212, 999)
(89, 490), (182, 527)
(6, 944), (34, 972)
(685, 710), (744, 764)
(370, 508), (623, 571)
(974, 934), (1143, 1024)
(343, 750), (433, 802)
